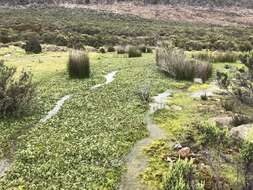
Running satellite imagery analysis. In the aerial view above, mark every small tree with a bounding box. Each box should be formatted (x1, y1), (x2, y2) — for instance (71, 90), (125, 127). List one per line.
(0, 60), (35, 116)
(24, 37), (42, 54)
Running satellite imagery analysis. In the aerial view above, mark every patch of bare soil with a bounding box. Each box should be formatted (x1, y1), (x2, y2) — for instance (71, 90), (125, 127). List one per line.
(61, 2), (253, 27)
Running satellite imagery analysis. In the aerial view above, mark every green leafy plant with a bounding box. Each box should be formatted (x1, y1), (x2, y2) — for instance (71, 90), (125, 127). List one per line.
(162, 159), (204, 190)
(0, 60), (35, 116)
(240, 141), (253, 190)
(68, 51), (90, 78)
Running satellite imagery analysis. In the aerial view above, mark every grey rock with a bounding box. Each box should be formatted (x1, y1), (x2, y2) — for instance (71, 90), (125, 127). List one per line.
(209, 116), (233, 128)
(230, 124), (253, 140)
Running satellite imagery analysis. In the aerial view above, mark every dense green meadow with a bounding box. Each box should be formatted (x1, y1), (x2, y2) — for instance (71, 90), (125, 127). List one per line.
(1, 45), (252, 189)
(0, 46), (186, 189)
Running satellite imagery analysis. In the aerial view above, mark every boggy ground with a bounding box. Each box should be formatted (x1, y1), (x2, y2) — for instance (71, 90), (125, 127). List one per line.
(0, 46), (253, 189)
(0, 46), (186, 189)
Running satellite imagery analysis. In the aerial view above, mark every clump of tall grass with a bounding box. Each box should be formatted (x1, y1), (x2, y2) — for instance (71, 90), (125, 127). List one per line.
(68, 51), (90, 78)
(156, 45), (212, 82)
(128, 47), (142, 58)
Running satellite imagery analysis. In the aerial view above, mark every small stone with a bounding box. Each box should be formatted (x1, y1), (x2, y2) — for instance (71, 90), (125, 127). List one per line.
(194, 78), (203, 84)
(177, 147), (191, 158)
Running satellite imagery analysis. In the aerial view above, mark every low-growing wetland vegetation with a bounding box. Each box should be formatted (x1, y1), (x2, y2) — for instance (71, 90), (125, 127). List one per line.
(0, 4), (253, 190)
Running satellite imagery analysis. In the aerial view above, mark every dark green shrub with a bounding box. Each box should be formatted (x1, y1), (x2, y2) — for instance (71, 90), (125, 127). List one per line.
(139, 45), (147, 53)
(68, 51), (90, 78)
(128, 47), (142, 58)
(117, 48), (126, 54)
(0, 60), (35, 117)
(238, 42), (253, 52)
(107, 46), (115, 52)
(162, 159), (204, 190)
(146, 47), (153, 53)
(99, 47), (106, 53)
(55, 34), (68, 46)
(24, 37), (42, 54)
(196, 122), (229, 147)
(240, 141), (253, 190)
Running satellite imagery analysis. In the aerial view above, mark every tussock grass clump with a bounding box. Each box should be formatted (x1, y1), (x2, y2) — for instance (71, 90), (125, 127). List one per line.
(0, 60), (35, 117)
(68, 51), (90, 78)
(156, 45), (212, 82)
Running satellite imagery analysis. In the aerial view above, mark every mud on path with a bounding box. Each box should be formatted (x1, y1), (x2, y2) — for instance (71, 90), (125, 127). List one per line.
(119, 90), (173, 190)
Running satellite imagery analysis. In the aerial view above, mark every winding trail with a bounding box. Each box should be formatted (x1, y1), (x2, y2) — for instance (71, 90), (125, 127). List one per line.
(119, 90), (173, 190)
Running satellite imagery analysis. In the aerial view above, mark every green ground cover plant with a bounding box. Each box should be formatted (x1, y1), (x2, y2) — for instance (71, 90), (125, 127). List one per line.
(0, 47), (181, 189)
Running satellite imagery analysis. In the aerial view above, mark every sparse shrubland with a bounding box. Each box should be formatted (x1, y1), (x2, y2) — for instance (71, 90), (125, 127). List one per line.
(217, 53), (253, 105)
(191, 51), (240, 63)
(67, 51), (90, 78)
(156, 44), (212, 81)
(0, 8), (252, 51)
(0, 60), (35, 117)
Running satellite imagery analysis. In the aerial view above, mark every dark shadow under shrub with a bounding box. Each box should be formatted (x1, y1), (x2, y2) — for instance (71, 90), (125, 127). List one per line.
(68, 51), (90, 79)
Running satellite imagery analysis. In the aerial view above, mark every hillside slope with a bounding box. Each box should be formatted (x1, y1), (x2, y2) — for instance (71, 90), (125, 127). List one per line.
(0, 0), (252, 8)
